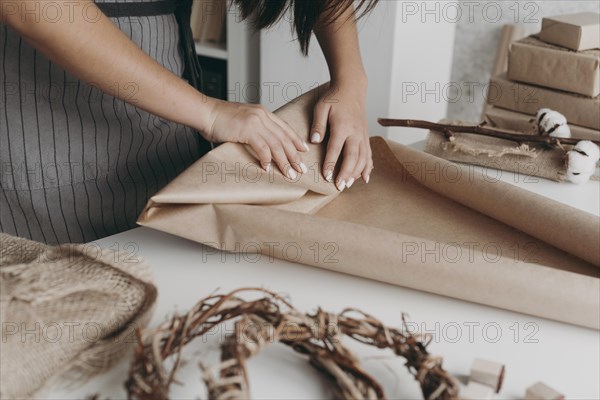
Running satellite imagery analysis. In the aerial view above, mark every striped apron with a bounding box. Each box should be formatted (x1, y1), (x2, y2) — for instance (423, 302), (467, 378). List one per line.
(0, 0), (211, 244)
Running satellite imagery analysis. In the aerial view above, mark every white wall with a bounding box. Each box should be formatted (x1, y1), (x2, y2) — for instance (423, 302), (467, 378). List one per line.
(258, 1), (457, 144)
(358, 0), (398, 139)
(388, 1), (457, 144)
(258, 16), (329, 110)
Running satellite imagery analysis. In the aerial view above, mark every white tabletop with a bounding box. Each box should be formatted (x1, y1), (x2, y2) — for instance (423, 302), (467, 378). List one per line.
(46, 142), (600, 400)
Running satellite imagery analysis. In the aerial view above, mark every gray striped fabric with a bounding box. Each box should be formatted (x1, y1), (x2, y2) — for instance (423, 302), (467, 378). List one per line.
(1, 0), (208, 244)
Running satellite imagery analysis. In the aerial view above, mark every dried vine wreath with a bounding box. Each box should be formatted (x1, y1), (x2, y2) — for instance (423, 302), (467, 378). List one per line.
(126, 288), (459, 400)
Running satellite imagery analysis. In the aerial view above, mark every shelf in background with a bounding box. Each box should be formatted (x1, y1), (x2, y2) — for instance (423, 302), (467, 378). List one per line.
(195, 41), (227, 60)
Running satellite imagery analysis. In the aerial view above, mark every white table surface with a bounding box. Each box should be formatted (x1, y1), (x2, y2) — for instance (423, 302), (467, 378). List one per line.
(47, 142), (600, 400)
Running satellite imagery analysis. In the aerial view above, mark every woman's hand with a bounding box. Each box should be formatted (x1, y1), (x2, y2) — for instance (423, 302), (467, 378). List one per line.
(205, 100), (309, 179)
(310, 80), (373, 191)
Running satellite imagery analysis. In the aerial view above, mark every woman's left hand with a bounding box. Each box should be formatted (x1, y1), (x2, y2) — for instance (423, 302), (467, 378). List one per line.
(310, 80), (373, 191)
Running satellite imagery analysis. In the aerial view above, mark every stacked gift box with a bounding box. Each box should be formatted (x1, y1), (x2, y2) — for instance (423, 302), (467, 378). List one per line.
(484, 12), (600, 141)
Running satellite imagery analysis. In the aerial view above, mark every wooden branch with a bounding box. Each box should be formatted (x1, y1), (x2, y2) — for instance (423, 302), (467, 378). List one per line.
(378, 118), (600, 147)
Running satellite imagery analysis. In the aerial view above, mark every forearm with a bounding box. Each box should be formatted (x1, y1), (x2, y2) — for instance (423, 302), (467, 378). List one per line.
(314, 5), (367, 88)
(311, 4), (372, 187)
(1, 0), (215, 135)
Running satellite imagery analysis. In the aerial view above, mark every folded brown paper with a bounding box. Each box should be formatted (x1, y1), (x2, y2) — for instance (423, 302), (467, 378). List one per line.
(138, 85), (600, 329)
(485, 106), (600, 142)
(540, 12), (600, 51)
(488, 73), (600, 131)
(508, 36), (600, 97)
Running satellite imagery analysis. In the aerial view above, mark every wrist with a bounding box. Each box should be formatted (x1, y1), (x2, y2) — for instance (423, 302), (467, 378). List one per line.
(332, 67), (367, 91)
(191, 93), (219, 140)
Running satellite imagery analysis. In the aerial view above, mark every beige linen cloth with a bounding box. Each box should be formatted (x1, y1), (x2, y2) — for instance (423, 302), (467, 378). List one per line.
(138, 84), (600, 329)
(425, 130), (567, 182)
(0, 234), (157, 399)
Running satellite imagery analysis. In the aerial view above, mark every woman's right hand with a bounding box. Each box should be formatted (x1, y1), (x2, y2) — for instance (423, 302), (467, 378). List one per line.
(204, 100), (309, 179)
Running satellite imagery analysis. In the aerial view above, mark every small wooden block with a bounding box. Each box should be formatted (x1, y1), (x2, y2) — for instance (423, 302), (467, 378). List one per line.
(525, 382), (565, 400)
(461, 381), (496, 400)
(470, 358), (505, 393)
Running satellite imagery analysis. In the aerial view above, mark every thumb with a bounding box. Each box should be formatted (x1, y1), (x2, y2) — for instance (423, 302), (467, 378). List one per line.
(310, 101), (330, 144)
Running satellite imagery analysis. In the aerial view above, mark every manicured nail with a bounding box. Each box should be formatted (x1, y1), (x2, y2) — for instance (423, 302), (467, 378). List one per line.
(303, 142), (310, 151)
(336, 180), (346, 192)
(265, 164), (271, 173)
(325, 171), (333, 182)
(288, 168), (298, 180)
(365, 174), (370, 184)
(347, 178), (354, 188)
(311, 133), (320, 143)
(299, 162), (308, 174)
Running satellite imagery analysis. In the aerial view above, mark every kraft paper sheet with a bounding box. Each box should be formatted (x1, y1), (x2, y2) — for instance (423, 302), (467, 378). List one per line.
(138, 85), (600, 329)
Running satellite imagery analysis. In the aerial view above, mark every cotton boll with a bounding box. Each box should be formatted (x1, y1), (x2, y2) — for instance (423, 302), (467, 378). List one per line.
(539, 110), (567, 129)
(535, 108), (552, 122)
(566, 150), (597, 184)
(573, 140), (600, 162)
(566, 170), (593, 185)
(535, 108), (570, 138)
(567, 150), (596, 173)
(549, 124), (571, 139)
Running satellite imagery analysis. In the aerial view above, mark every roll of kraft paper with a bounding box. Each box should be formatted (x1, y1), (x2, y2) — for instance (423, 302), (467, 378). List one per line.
(138, 84), (600, 329)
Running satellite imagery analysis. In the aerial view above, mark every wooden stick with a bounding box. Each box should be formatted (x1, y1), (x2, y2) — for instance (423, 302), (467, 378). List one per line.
(378, 118), (600, 147)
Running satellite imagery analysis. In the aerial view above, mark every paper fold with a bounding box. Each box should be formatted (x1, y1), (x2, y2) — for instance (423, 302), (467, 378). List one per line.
(139, 84), (600, 329)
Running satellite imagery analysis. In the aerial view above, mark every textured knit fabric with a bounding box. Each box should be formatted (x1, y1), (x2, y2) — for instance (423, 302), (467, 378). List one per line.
(0, 0), (209, 244)
(0, 232), (157, 398)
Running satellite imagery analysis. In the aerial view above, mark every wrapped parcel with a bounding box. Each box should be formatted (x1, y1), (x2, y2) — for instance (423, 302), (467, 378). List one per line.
(508, 36), (600, 97)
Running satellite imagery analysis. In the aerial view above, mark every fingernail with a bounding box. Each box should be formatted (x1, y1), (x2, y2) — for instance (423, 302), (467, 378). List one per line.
(303, 142), (310, 151)
(288, 168), (298, 180)
(336, 180), (346, 192)
(347, 178), (354, 188)
(365, 174), (370, 184)
(311, 133), (320, 143)
(325, 170), (333, 182)
(299, 162), (308, 174)
(265, 164), (271, 173)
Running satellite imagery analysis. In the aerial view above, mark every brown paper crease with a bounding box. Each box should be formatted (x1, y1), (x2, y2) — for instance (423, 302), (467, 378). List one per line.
(138, 85), (600, 329)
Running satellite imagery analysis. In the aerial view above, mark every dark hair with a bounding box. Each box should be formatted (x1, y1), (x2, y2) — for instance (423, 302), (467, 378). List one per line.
(232, 0), (379, 55)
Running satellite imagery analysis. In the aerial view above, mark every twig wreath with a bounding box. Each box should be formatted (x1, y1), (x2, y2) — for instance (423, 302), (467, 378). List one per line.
(125, 288), (459, 400)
